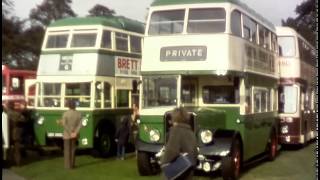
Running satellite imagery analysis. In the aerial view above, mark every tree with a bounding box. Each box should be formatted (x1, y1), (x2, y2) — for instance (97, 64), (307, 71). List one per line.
(88, 4), (115, 17)
(282, 0), (316, 45)
(2, 0), (45, 69)
(29, 0), (77, 27)
(2, 0), (13, 16)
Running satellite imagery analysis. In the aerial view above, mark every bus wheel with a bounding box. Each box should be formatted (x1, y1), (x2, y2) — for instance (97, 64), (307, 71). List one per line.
(221, 139), (241, 180)
(97, 131), (112, 158)
(137, 151), (153, 175)
(267, 130), (278, 161)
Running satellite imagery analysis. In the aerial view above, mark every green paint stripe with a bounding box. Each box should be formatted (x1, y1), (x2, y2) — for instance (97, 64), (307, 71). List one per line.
(49, 16), (144, 33)
(41, 49), (141, 58)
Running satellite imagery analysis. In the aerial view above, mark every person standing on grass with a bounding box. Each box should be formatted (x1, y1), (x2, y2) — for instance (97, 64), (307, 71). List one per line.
(130, 104), (139, 148)
(61, 100), (82, 169)
(6, 102), (26, 166)
(115, 116), (130, 160)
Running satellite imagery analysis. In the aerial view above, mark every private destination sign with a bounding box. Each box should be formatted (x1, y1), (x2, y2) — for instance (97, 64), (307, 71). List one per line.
(160, 46), (207, 61)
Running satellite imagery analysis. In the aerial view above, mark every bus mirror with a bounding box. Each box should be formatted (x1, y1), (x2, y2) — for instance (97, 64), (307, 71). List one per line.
(279, 46), (282, 56)
(132, 80), (138, 93)
(96, 83), (102, 90)
(132, 80), (141, 94)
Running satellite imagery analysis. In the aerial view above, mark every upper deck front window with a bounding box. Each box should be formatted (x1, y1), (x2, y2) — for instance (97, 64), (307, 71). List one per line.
(148, 10), (185, 35)
(71, 33), (97, 47)
(278, 36), (295, 57)
(187, 8), (226, 33)
(46, 34), (68, 48)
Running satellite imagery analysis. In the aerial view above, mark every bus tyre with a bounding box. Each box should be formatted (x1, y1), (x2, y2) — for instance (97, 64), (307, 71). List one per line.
(221, 139), (241, 180)
(267, 129), (278, 161)
(137, 151), (153, 176)
(97, 131), (112, 158)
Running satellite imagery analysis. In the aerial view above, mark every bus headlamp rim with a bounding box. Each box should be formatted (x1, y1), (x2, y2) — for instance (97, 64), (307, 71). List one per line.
(281, 125), (289, 134)
(37, 116), (44, 125)
(200, 130), (213, 144)
(149, 129), (160, 142)
(81, 118), (88, 127)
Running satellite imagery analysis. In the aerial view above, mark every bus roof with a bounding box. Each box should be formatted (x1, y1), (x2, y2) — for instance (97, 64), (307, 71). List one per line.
(48, 16), (145, 34)
(151, 0), (274, 29)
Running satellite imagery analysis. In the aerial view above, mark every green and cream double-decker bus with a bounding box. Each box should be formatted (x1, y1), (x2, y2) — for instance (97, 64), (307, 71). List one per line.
(30, 16), (144, 157)
(276, 27), (316, 146)
(136, 0), (279, 179)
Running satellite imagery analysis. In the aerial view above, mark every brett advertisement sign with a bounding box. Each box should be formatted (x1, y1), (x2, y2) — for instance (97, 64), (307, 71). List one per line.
(115, 56), (141, 77)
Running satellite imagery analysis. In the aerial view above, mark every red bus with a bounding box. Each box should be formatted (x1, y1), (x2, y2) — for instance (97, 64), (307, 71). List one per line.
(2, 65), (36, 110)
(276, 27), (316, 145)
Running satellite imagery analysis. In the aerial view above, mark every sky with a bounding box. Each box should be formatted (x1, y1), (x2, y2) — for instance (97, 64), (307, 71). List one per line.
(10, 0), (305, 25)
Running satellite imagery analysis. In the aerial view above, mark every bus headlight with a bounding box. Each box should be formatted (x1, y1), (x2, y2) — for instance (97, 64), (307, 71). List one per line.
(281, 125), (289, 134)
(200, 130), (213, 144)
(81, 114), (89, 127)
(37, 116), (44, 125)
(82, 118), (88, 127)
(149, 129), (160, 142)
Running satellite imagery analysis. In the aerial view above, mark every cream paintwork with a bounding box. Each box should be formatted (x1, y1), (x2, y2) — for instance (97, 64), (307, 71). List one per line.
(140, 106), (177, 116)
(37, 53), (98, 76)
(142, 3), (278, 78)
(276, 26), (316, 84)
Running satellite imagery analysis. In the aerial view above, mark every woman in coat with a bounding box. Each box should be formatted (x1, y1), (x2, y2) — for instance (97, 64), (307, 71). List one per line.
(161, 107), (198, 180)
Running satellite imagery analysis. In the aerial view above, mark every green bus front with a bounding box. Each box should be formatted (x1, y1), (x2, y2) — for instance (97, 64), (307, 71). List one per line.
(31, 16), (144, 156)
(137, 74), (279, 174)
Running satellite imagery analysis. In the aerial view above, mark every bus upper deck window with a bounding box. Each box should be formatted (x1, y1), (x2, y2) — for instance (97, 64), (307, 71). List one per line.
(71, 33), (97, 48)
(46, 34), (68, 48)
(231, 10), (241, 37)
(278, 36), (295, 57)
(243, 15), (257, 43)
(115, 32), (128, 51)
(101, 30), (112, 49)
(187, 8), (226, 33)
(148, 10), (185, 35)
(130, 36), (142, 53)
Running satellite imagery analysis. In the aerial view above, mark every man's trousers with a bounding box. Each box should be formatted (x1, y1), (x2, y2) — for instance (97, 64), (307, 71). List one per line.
(64, 138), (76, 169)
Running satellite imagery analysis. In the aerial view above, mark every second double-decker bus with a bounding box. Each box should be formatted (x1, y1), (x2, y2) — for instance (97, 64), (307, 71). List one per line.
(136, 0), (280, 179)
(276, 27), (316, 146)
(2, 64), (36, 110)
(29, 16), (144, 157)
(2, 64), (36, 160)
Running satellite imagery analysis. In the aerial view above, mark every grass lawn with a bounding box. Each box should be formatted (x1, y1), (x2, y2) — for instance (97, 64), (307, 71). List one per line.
(10, 142), (316, 180)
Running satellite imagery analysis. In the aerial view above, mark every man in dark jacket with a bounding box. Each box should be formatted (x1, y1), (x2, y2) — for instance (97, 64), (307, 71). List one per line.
(115, 116), (130, 160)
(161, 107), (198, 180)
(6, 102), (26, 166)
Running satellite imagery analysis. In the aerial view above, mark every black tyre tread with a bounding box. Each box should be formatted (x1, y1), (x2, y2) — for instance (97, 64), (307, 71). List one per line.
(137, 151), (153, 176)
(221, 139), (241, 180)
(267, 129), (278, 161)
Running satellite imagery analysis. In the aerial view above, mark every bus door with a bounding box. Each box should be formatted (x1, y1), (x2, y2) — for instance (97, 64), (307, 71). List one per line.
(181, 77), (198, 106)
(301, 88), (314, 142)
(25, 79), (36, 108)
